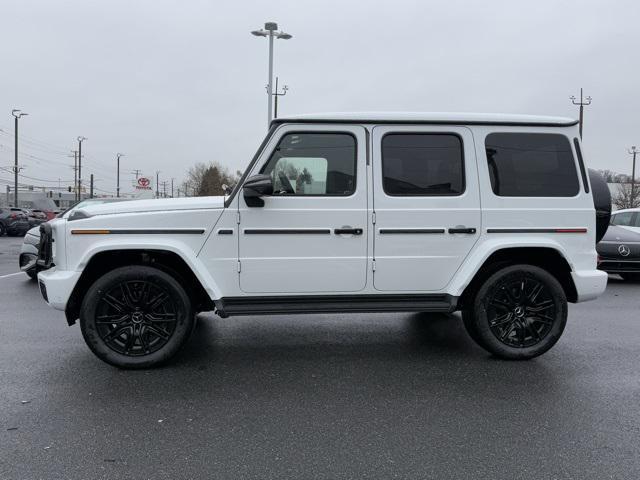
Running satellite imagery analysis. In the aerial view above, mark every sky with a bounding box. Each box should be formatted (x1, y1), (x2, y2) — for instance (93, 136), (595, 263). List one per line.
(1, 0), (639, 196)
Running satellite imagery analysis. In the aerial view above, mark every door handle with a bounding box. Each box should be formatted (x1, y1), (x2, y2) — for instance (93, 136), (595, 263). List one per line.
(334, 227), (363, 235)
(448, 227), (477, 234)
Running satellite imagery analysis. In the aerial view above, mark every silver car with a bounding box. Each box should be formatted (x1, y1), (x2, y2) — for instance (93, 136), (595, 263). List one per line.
(20, 198), (130, 279)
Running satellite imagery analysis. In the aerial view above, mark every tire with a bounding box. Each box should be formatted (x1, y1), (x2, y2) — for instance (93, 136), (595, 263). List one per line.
(80, 265), (195, 369)
(620, 273), (640, 282)
(26, 269), (38, 280)
(462, 264), (567, 360)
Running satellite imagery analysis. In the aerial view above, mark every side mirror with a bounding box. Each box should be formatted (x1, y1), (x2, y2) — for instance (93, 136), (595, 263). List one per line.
(243, 174), (273, 207)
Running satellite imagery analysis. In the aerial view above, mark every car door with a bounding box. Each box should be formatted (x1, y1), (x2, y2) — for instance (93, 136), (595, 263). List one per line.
(371, 125), (481, 291)
(238, 124), (369, 294)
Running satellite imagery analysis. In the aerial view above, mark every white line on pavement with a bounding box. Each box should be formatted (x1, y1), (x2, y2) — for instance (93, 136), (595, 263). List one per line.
(0, 272), (24, 279)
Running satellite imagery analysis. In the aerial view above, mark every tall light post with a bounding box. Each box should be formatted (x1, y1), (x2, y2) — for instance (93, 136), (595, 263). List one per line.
(77, 136), (87, 199)
(116, 153), (124, 197)
(251, 22), (292, 127)
(570, 88), (592, 139)
(155, 170), (160, 198)
(11, 109), (28, 207)
(629, 146), (638, 202)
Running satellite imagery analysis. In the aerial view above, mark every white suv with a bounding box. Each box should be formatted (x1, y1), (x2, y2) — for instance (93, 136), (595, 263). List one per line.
(37, 113), (611, 368)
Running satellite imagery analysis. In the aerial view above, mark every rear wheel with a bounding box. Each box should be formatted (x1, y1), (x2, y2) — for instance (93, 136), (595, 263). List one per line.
(463, 264), (567, 360)
(80, 265), (195, 369)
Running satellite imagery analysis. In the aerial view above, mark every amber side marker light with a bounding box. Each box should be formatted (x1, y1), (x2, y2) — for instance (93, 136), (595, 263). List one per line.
(71, 229), (111, 235)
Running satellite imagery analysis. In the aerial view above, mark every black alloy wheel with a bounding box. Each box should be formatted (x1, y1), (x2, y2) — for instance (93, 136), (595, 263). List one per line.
(80, 266), (195, 369)
(463, 264), (567, 360)
(486, 275), (555, 348)
(94, 279), (179, 356)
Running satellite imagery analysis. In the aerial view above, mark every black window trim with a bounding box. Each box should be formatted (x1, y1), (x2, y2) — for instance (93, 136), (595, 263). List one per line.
(484, 132), (581, 199)
(258, 130), (359, 198)
(380, 131), (466, 197)
(573, 137), (590, 194)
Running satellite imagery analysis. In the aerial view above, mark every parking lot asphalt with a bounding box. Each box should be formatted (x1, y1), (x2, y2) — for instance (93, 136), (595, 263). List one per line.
(1, 240), (640, 479)
(0, 236), (25, 277)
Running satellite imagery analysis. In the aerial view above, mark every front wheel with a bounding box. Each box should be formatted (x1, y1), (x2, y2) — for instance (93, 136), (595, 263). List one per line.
(80, 265), (195, 369)
(462, 264), (567, 360)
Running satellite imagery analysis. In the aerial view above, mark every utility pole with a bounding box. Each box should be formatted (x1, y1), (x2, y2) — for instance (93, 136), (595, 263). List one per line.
(116, 153), (124, 197)
(251, 22), (293, 127)
(132, 168), (142, 180)
(69, 151), (78, 201)
(270, 77), (289, 119)
(77, 136), (86, 199)
(161, 181), (168, 198)
(156, 171), (160, 198)
(570, 88), (592, 139)
(90, 174), (94, 198)
(11, 109), (28, 207)
(629, 146), (638, 202)
(171, 178), (175, 198)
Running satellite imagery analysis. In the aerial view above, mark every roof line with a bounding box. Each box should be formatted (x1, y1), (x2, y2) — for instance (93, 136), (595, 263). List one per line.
(271, 118), (579, 127)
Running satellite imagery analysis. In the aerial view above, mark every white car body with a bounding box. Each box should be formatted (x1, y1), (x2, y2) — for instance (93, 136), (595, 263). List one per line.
(38, 113), (607, 319)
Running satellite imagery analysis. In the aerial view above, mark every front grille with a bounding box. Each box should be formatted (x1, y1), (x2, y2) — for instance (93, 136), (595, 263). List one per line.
(37, 223), (53, 268)
(598, 261), (640, 273)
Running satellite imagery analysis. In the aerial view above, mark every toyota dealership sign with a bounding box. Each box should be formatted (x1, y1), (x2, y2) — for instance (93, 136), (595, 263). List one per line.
(136, 177), (152, 190)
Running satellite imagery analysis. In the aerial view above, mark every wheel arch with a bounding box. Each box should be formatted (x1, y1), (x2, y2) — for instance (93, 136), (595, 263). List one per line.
(64, 248), (215, 326)
(458, 246), (577, 309)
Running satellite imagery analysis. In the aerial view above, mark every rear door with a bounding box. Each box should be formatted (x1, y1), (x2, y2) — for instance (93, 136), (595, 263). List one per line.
(371, 126), (481, 291)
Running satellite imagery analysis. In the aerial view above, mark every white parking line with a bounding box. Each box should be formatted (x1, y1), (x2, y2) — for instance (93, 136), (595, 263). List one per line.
(0, 272), (23, 279)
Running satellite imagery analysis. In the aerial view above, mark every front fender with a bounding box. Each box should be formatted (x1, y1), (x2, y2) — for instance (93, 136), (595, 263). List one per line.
(75, 239), (222, 300)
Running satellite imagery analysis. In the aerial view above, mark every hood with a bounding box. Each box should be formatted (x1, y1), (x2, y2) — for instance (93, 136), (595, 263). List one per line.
(75, 196), (225, 217)
(600, 225), (640, 243)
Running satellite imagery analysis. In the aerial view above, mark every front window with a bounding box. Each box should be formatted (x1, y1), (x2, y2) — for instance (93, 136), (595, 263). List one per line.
(261, 132), (356, 196)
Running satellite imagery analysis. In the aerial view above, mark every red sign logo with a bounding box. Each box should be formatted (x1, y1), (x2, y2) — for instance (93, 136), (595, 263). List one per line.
(136, 177), (152, 190)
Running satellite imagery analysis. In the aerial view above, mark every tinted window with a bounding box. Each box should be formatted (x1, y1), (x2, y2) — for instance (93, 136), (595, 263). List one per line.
(485, 133), (579, 197)
(611, 212), (635, 226)
(382, 134), (464, 196)
(261, 133), (356, 196)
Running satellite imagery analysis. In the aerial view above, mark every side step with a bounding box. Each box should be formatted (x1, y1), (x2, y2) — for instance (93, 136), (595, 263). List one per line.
(215, 294), (457, 317)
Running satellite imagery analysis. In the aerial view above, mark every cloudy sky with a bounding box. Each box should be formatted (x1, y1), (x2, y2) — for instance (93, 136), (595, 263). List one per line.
(1, 0), (638, 196)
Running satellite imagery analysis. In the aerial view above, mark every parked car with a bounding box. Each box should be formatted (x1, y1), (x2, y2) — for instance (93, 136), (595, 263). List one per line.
(20, 198), (131, 280)
(609, 208), (640, 234)
(597, 224), (640, 281)
(37, 112), (611, 369)
(22, 209), (47, 228)
(0, 208), (30, 236)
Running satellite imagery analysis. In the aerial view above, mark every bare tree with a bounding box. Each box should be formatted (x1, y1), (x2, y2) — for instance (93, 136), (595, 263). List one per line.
(613, 183), (640, 210)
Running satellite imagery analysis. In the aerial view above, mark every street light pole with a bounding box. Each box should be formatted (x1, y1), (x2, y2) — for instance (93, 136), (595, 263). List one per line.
(116, 153), (124, 197)
(251, 22), (292, 128)
(11, 109), (28, 207)
(156, 171), (160, 198)
(77, 136), (87, 199)
(570, 88), (592, 139)
(629, 146), (638, 203)
(171, 178), (175, 198)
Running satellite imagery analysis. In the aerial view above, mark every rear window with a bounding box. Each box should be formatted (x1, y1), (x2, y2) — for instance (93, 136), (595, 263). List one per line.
(382, 133), (464, 196)
(611, 212), (635, 226)
(485, 133), (579, 197)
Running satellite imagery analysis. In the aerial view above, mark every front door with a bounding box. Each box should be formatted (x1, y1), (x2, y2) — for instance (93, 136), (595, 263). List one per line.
(239, 125), (368, 294)
(372, 125), (481, 291)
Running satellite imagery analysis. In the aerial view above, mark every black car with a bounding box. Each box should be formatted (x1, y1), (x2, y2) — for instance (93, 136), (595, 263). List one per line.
(0, 208), (30, 236)
(597, 225), (640, 281)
